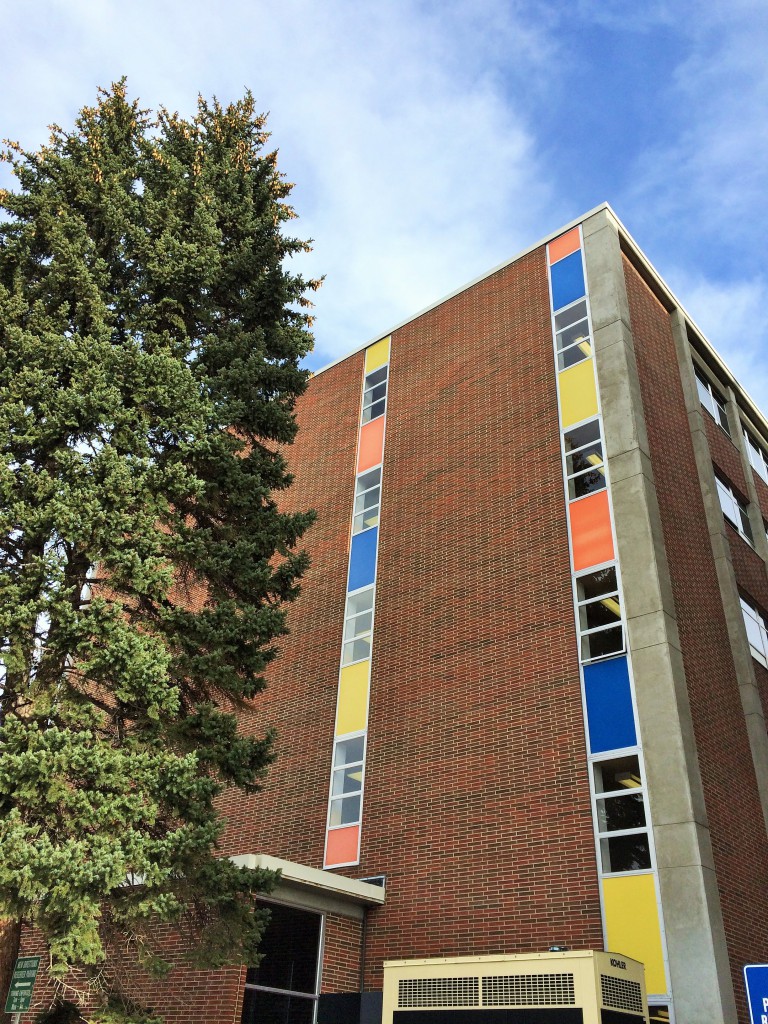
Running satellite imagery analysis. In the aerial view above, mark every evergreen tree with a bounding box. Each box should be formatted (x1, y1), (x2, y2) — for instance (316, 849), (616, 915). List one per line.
(0, 82), (317, 1015)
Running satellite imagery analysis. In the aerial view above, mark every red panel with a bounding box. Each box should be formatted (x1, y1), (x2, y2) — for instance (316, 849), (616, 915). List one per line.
(569, 490), (614, 571)
(548, 227), (581, 266)
(325, 824), (360, 867)
(357, 417), (385, 473)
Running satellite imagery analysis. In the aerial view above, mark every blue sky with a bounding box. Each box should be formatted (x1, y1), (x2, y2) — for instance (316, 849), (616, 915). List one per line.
(2, 0), (767, 408)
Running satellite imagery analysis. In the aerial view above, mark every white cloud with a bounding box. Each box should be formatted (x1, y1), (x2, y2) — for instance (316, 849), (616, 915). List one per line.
(0, 0), (564, 368)
(666, 269), (768, 415)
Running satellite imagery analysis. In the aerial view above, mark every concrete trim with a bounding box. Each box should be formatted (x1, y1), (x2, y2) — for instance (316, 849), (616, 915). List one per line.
(231, 854), (386, 920)
(583, 210), (738, 1024)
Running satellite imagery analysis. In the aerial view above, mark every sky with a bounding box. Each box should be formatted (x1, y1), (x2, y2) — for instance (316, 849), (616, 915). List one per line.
(1, 0), (767, 408)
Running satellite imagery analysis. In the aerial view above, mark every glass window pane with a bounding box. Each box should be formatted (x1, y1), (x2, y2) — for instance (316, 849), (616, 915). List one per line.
(245, 903), (321, 994)
(365, 366), (387, 388)
(554, 299), (588, 332)
(577, 567), (618, 603)
(353, 509), (378, 533)
(364, 382), (387, 404)
(558, 343), (590, 370)
(739, 506), (754, 542)
(342, 636), (371, 664)
(344, 610), (372, 641)
(600, 832), (651, 872)
(593, 755), (642, 794)
(566, 441), (603, 477)
(332, 764), (364, 796)
(358, 488), (380, 511)
(356, 467), (381, 493)
(579, 594), (621, 631)
(715, 401), (731, 435)
(362, 398), (386, 423)
(556, 320), (590, 353)
(329, 793), (361, 826)
(596, 793), (646, 832)
(580, 624), (623, 661)
(648, 1005), (670, 1023)
(568, 467), (606, 499)
(334, 736), (364, 767)
(242, 989), (316, 1024)
(564, 420), (601, 453)
(346, 589), (374, 618)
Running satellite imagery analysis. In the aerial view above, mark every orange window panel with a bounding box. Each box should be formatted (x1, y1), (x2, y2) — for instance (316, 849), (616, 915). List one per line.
(325, 824), (360, 867)
(548, 226), (581, 265)
(569, 489), (615, 571)
(357, 417), (385, 473)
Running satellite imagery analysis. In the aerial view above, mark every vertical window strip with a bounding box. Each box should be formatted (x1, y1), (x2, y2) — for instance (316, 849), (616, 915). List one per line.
(547, 231), (670, 1001)
(324, 340), (390, 868)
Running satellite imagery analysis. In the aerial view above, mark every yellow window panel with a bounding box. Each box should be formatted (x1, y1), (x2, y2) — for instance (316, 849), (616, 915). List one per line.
(365, 337), (391, 374)
(603, 874), (667, 995)
(559, 357), (598, 429)
(336, 660), (371, 735)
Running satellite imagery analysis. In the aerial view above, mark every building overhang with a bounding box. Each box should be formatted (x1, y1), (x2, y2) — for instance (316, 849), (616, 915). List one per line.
(232, 853), (385, 921)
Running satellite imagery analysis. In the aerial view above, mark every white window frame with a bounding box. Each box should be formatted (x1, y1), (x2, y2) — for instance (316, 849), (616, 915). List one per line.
(361, 364), (388, 424)
(564, 419), (606, 500)
(341, 586), (375, 666)
(591, 753), (652, 877)
(744, 428), (768, 484)
(328, 733), (366, 829)
(715, 475), (753, 544)
(554, 298), (593, 371)
(695, 367), (731, 435)
(575, 566), (624, 663)
(741, 596), (768, 668)
(352, 466), (381, 535)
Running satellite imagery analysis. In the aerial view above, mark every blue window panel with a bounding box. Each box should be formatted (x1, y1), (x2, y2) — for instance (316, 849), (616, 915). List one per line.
(583, 656), (637, 754)
(550, 250), (586, 311)
(348, 527), (378, 592)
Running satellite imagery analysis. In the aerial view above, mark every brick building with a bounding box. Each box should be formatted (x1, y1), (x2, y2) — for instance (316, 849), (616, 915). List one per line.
(37, 204), (768, 1024)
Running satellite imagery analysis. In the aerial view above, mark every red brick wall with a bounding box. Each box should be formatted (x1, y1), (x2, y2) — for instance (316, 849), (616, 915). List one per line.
(702, 412), (746, 494)
(19, 925), (244, 1024)
(623, 254), (768, 1022)
(218, 350), (364, 866)
(215, 245), (605, 994)
(321, 914), (363, 993)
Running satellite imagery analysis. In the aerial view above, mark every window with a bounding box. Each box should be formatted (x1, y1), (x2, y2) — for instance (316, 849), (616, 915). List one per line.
(593, 755), (651, 873)
(342, 587), (374, 665)
(329, 735), (364, 827)
(715, 475), (753, 543)
(695, 368), (730, 435)
(564, 419), (605, 499)
(744, 429), (768, 484)
(554, 299), (592, 370)
(353, 467), (381, 534)
(576, 567), (623, 662)
(741, 597), (768, 667)
(241, 903), (322, 1024)
(362, 365), (388, 423)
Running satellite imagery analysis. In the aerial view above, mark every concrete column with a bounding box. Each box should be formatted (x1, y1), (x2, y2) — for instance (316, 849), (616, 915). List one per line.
(582, 209), (737, 1024)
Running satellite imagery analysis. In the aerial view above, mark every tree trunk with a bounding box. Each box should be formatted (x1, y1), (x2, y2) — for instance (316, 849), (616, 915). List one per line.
(0, 918), (22, 1012)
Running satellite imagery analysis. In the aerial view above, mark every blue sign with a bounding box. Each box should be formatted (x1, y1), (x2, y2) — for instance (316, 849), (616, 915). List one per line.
(744, 965), (768, 1024)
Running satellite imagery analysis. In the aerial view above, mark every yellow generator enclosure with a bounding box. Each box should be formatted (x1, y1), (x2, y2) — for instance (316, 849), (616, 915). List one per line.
(382, 951), (648, 1024)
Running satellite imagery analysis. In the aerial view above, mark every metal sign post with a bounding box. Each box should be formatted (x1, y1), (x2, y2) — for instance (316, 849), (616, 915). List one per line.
(745, 965), (768, 1024)
(4, 956), (41, 1016)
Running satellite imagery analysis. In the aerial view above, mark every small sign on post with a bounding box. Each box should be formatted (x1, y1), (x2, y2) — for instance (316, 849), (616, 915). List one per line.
(744, 964), (768, 1024)
(4, 956), (41, 1016)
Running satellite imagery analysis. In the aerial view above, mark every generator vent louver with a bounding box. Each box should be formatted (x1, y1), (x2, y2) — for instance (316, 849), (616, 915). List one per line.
(600, 974), (643, 1014)
(483, 973), (576, 1006)
(398, 977), (479, 1008)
